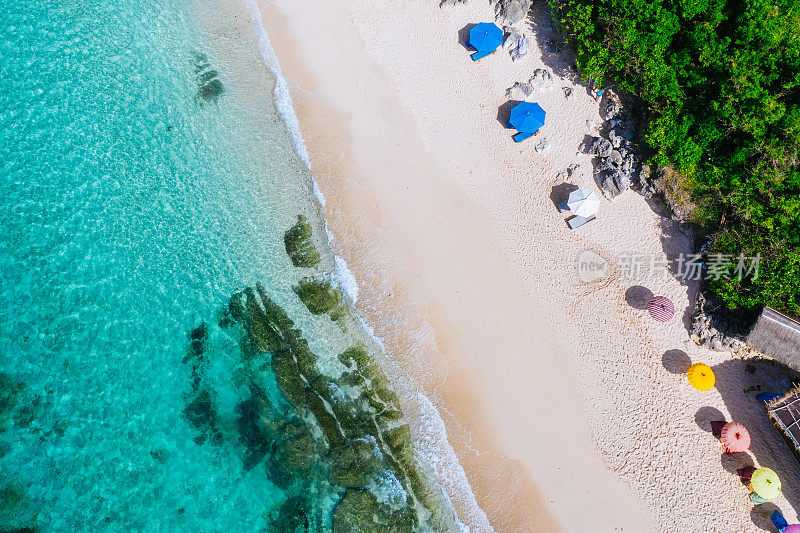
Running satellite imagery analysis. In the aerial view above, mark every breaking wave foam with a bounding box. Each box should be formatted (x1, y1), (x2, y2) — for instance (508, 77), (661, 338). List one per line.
(241, 1), (491, 530)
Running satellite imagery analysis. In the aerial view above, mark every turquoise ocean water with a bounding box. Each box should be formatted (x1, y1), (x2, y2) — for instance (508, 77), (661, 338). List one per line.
(0, 0), (466, 530)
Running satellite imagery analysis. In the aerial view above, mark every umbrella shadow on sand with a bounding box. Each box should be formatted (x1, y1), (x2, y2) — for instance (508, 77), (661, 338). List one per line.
(662, 349), (692, 374)
(709, 357), (800, 527)
(694, 405), (725, 433)
(625, 285), (654, 310)
(497, 100), (521, 129)
(752, 502), (783, 531)
(549, 182), (578, 211)
(457, 24), (477, 51)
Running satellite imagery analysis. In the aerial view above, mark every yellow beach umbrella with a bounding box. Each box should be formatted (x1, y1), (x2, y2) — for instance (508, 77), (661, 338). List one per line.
(750, 468), (781, 500)
(687, 363), (715, 391)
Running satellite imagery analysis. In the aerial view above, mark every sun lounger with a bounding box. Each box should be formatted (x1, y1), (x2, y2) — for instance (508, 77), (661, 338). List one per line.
(557, 200), (570, 212)
(567, 214), (596, 229)
(471, 49), (497, 61)
(771, 510), (789, 531)
(513, 131), (534, 143)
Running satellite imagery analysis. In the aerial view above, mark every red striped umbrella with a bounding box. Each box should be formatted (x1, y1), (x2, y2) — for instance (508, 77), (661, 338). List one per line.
(648, 296), (675, 321)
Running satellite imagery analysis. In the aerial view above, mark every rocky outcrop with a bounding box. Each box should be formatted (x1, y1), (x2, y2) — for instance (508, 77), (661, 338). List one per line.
(529, 68), (555, 91)
(495, 0), (532, 24)
(691, 292), (748, 351)
(589, 137), (613, 158)
(598, 168), (630, 199)
(332, 489), (414, 533)
(439, 0), (467, 6)
(506, 81), (533, 100)
(205, 282), (461, 531)
(502, 26), (529, 61)
(192, 52), (224, 105)
(587, 91), (645, 199)
(284, 215), (321, 268)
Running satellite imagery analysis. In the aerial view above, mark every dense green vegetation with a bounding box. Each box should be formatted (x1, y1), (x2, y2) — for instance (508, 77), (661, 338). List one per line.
(553, 0), (800, 313)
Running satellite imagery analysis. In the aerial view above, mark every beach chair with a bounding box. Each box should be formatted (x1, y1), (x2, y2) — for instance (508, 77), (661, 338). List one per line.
(471, 49), (497, 62)
(513, 131), (534, 143)
(771, 510), (789, 531)
(566, 214), (596, 229)
(512, 130), (539, 143)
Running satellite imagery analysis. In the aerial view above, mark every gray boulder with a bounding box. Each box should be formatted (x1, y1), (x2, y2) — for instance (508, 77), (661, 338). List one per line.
(506, 81), (533, 101)
(604, 99), (621, 121)
(608, 150), (623, 166)
(440, 0), (467, 6)
(496, 0), (531, 24)
(503, 26), (521, 48)
(599, 169), (630, 199)
(608, 129), (622, 148)
(589, 136), (613, 158)
(535, 138), (551, 155)
(563, 87), (575, 100)
(621, 153), (637, 176)
(529, 68), (555, 91)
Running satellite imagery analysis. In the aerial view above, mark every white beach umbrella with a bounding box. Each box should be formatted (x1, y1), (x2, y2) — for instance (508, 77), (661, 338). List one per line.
(567, 188), (601, 218)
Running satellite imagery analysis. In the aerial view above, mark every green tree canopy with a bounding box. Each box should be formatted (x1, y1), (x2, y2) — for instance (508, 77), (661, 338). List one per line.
(554, 0), (800, 312)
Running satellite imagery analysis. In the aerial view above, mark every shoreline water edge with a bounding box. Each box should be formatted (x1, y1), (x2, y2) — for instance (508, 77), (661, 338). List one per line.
(232, 0), (491, 530)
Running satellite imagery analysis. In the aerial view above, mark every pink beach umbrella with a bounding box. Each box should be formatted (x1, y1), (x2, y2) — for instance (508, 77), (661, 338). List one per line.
(721, 422), (751, 453)
(785, 526), (800, 533)
(648, 296), (675, 322)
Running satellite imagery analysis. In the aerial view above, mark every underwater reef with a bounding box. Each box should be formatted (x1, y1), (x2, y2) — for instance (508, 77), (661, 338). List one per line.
(178, 216), (460, 531)
(192, 52), (224, 105)
(0, 374), (40, 531)
(284, 215), (321, 269)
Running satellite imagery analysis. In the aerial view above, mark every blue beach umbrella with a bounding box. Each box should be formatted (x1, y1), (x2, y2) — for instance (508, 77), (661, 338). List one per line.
(509, 102), (546, 133)
(468, 23), (503, 52)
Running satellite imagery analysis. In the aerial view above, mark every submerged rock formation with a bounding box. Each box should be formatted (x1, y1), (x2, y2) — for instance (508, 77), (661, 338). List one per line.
(192, 53), (224, 105)
(284, 215), (321, 268)
(179, 277), (459, 531)
(293, 277), (347, 325)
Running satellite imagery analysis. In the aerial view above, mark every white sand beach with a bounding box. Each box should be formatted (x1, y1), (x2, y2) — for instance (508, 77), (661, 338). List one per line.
(247, 0), (800, 530)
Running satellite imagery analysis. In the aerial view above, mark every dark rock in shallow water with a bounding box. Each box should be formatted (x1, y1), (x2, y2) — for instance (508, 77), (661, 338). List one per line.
(192, 52), (224, 105)
(329, 437), (383, 488)
(243, 288), (283, 353)
(182, 389), (220, 445)
(294, 277), (346, 324)
(184, 322), (209, 392)
(149, 449), (170, 463)
(271, 349), (308, 408)
(0, 373), (36, 429)
(236, 385), (284, 470)
(268, 496), (311, 533)
(284, 215), (321, 268)
(332, 489), (414, 533)
(274, 421), (317, 472)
